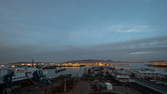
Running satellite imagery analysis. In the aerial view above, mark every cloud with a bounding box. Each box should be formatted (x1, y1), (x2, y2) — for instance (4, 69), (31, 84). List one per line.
(0, 20), (167, 63)
(108, 25), (151, 32)
(63, 36), (167, 61)
(129, 51), (154, 55)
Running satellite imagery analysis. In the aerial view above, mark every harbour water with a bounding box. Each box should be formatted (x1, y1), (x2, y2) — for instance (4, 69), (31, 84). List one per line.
(43, 67), (86, 79)
(43, 64), (167, 79)
(115, 64), (167, 72)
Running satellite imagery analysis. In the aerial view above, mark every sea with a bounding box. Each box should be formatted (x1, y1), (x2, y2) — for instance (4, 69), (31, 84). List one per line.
(43, 67), (86, 79)
(43, 64), (167, 79)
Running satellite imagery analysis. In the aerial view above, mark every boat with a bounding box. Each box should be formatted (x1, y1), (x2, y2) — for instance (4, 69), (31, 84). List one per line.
(0, 66), (39, 93)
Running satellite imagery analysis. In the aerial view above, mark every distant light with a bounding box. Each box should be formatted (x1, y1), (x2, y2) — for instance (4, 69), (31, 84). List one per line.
(0, 64), (5, 67)
(11, 65), (15, 68)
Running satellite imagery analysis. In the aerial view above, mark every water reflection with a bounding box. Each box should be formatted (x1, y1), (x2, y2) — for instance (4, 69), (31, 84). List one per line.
(43, 67), (85, 79)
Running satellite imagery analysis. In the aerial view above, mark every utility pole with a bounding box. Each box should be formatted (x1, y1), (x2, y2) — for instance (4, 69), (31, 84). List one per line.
(64, 78), (67, 93)
(32, 59), (34, 67)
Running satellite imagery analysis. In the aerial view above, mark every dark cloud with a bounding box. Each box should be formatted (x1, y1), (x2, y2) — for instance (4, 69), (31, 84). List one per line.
(54, 36), (167, 62)
(1, 36), (167, 63)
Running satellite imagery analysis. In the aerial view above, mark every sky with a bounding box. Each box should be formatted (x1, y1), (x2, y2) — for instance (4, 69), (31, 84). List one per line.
(0, 0), (167, 63)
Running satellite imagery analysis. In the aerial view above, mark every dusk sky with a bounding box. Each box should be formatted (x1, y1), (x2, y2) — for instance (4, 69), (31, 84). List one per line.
(0, 0), (167, 63)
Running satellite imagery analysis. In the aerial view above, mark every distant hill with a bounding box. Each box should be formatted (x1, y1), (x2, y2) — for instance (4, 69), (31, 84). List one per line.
(64, 59), (147, 64)
(8, 59), (166, 65)
(64, 59), (114, 64)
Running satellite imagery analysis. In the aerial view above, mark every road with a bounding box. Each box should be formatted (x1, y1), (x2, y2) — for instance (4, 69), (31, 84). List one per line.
(135, 79), (167, 94)
(68, 80), (90, 94)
